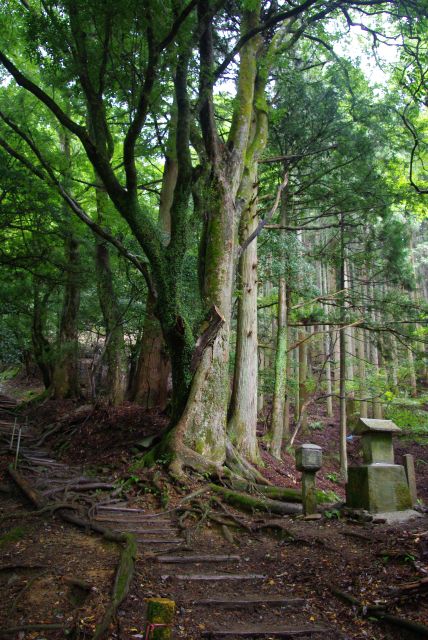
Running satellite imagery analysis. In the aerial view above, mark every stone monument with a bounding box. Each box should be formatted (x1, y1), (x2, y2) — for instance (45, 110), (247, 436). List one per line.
(346, 418), (412, 513)
(296, 444), (322, 516)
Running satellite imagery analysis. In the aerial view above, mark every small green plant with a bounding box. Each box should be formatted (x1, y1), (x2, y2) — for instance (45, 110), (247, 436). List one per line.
(0, 365), (20, 381)
(308, 420), (324, 431)
(403, 553), (416, 564)
(323, 508), (340, 519)
(316, 489), (341, 503)
(326, 472), (339, 483)
(116, 474), (143, 492)
(0, 526), (26, 546)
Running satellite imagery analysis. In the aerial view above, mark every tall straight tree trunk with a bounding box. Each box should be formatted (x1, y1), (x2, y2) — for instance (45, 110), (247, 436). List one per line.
(94, 182), (125, 405)
(270, 189), (289, 458)
(228, 170), (260, 463)
(270, 277), (287, 458)
(168, 3), (282, 476)
(31, 280), (53, 389)
(369, 279), (383, 418)
(298, 330), (308, 433)
(321, 263), (333, 417)
(131, 293), (170, 410)
(51, 132), (80, 399)
(357, 328), (368, 418)
(51, 229), (81, 398)
(339, 214), (347, 481)
(129, 109), (177, 408)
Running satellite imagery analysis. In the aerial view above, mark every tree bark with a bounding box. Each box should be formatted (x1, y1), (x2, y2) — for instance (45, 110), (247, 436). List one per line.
(50, 132), (81, 399)
(270, 190), (289, 458)
(94, 182), (125, 406)
(130, 293), (170, 410)
(31, 280), (53, 389)
(339, 215), (347, 481)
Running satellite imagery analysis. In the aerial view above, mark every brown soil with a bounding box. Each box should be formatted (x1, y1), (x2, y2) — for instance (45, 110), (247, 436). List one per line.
(0, 385), (427, 639)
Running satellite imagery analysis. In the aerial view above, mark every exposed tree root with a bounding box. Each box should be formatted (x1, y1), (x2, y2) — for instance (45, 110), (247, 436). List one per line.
(92, 533), (137, 640)
(224, 479), (302, 503)
(8, 466), (137, 640)
(224, 441), (270, 485)
(0, 623), (71, 637)
(333, 588), (428, 637)
(209, 484), (302, 516)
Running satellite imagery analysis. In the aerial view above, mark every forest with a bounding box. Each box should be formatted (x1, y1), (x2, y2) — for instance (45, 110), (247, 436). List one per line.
(0, 0), (427, 639)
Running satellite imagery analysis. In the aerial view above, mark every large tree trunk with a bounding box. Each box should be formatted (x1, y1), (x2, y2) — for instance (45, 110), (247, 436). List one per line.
(270, 277), (287, 458)
(94, 184), (125, 406)
(130, 293), (170, 410)
(339, 215), (347, 481)
(129, 114), (176, 409)
(51, 229), (81, 399)
(169, 180), (236, 475)
(228, 188), (260, 463)
(31, 281), (53, 389)
(270, 191), (289, 458)
(297, 330), (308, 433)
(321, 262), (333, 417)
(167, 6), (263, 476)
(50, 132), (81, 399)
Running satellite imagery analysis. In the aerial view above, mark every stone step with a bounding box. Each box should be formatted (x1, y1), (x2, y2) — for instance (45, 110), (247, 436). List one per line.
(201, 625), (331, 638)
(189, 596), (305, 609)
(161, 573), (266, 581)
(156, 555), (241, 564)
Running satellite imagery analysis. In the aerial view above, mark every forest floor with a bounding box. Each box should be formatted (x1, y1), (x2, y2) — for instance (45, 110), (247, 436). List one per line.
(0, 374), (427, 640)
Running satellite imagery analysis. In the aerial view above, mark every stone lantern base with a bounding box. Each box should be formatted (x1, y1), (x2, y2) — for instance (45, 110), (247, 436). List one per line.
(346, 464), (412, 513)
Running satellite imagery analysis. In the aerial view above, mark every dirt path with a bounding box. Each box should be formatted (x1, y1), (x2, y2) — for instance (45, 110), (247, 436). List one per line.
(1, 396), (427, 639)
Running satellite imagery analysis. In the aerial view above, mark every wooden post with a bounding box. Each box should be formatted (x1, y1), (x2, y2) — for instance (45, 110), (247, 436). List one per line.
(145, 598), (175, 640)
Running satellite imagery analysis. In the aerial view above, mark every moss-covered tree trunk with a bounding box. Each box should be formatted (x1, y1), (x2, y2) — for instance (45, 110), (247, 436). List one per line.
(167, 6), (262, 476)
(94, 183), (125, 406)
(130, 293), (170, 410)
(50, 132), (81, 399)
(31, 280), (53, 389)
(129, 119), (176, 410)
(228, 173), (260, 463)
(270, 190), (289, 458)
(228, 72), (268, 463)
(51, 229), (81, 399)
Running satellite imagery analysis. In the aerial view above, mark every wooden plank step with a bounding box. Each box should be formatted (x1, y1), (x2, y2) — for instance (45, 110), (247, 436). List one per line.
(156, 555), (241, 563)
(107, 528), (178, 535)
(190, 596), (305, 608)
(23, 458), (66, 467)
(94, 514), (171, 522)
(98, 506), (145, 512)
(161, 573), (266, 581)
(201, 626), (331, 638)
(137, 539), (183, 544)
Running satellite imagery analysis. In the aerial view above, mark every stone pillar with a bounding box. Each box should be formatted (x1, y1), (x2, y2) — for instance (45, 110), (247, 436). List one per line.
(296, 444), (322, 516)
(404, 454), (418, 507)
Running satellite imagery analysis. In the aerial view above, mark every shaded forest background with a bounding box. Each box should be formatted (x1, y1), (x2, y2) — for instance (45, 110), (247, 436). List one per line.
(0, 0), (427, 481)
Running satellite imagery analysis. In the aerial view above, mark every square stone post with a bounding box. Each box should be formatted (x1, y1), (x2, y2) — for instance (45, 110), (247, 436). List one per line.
(296, 444), (322, 516)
